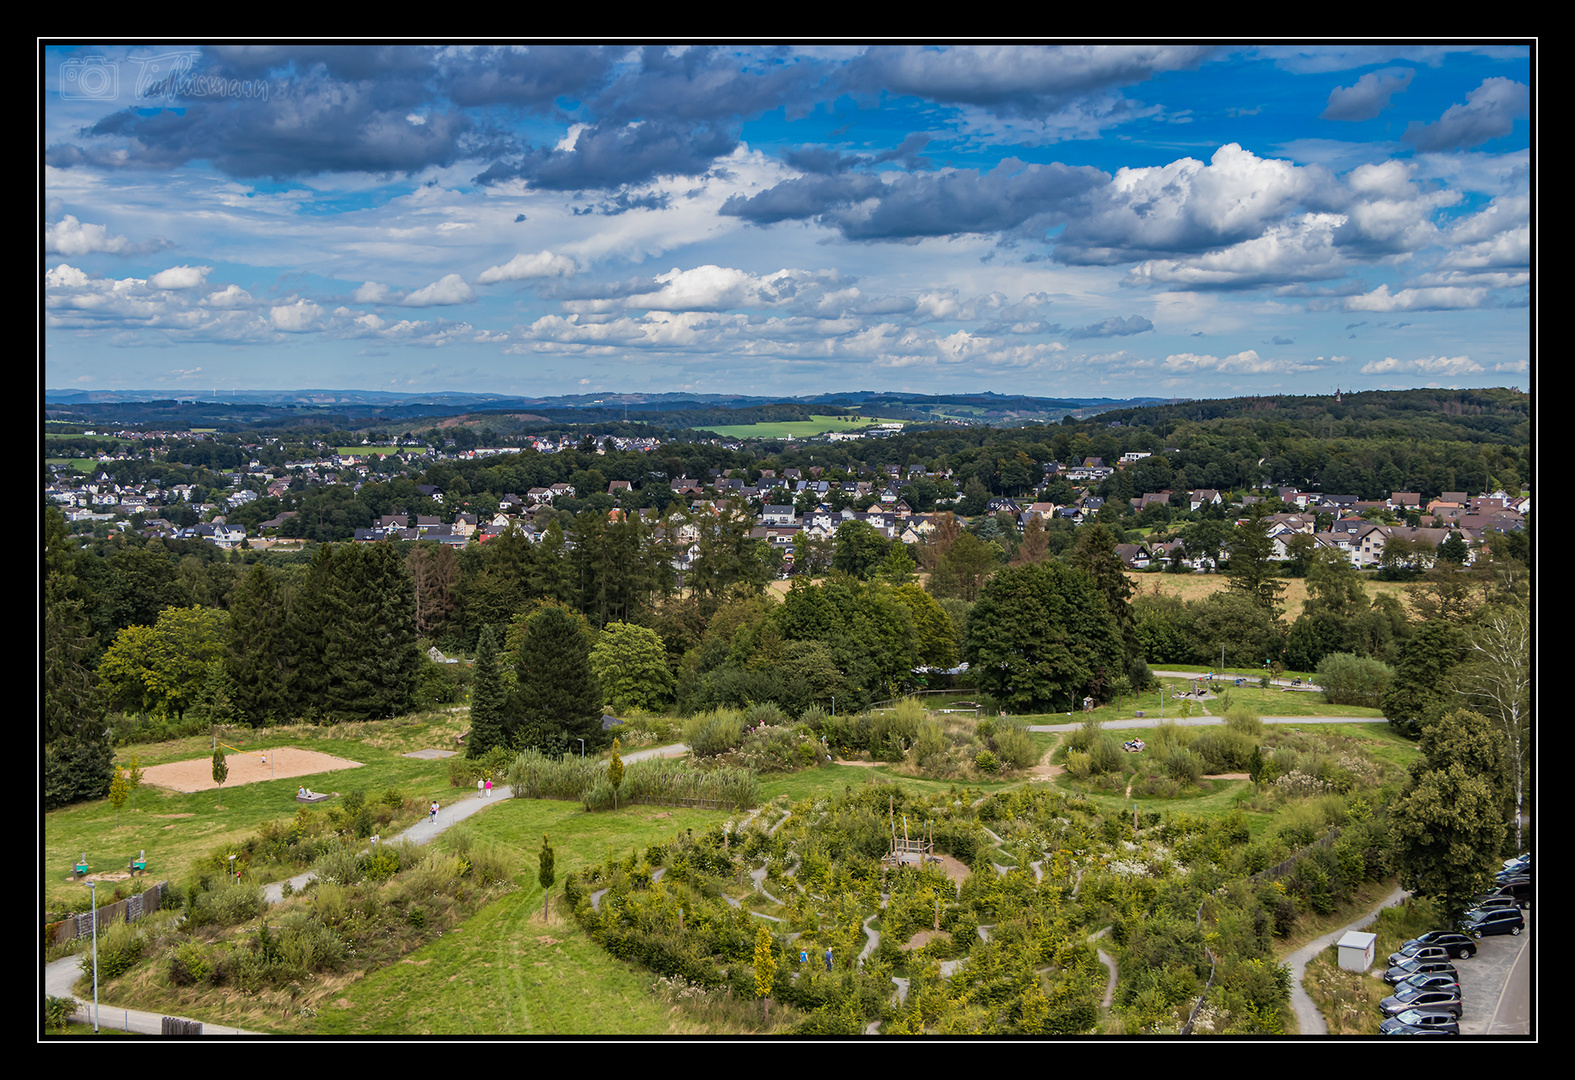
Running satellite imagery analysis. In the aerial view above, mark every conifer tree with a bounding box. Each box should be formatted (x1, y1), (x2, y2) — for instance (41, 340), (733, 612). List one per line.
(514, 604), (603, 754)
(467, 625), (506, 759)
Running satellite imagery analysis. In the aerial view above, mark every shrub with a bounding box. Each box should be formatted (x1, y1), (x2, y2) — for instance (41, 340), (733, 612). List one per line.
(975, 750), (1000, 774)
(44, 995), (75, 1032)
(683, 709), (745, 758)
(1315, 653), (1393, 709)
(1223, 707), (1263, 737)
(1164, 748), (1202, 784)
(1087, 737), (1123, 775)
(96, 917), (146, 979)
(168, 941), (212, 986)
(992, 722), (1040, 771)
(1064, 750), (1092, 780)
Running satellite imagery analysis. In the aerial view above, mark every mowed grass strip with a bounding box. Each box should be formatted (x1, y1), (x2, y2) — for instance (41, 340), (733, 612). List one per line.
(303, 796), (734, 1035)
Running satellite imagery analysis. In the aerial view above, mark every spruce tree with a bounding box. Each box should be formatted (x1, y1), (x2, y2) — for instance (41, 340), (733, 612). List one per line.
(514, 604), (603, 754)
(467, 625), (506, 759)
(227, 564), (291, 725)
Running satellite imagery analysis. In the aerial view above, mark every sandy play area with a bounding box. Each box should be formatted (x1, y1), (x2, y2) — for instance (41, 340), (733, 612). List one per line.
(140, 746), (364, 793)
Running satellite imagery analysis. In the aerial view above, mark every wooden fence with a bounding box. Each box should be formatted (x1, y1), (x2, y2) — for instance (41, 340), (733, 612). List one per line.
(51, 882), (170, 946)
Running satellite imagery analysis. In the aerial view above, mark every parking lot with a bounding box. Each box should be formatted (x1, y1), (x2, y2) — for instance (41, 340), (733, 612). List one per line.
(1453, 907), (1532, 1035)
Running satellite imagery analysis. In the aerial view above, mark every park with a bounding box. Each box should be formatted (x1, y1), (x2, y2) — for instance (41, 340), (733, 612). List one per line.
(43, 667), (1524, 1036)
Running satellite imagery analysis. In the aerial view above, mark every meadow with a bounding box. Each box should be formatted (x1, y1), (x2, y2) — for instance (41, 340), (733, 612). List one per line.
(699, 415), (907, 439)
(45, 683), (1422, 1036)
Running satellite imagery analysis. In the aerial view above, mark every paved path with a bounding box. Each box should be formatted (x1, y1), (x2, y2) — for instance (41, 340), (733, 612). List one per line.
(50, 781), (523, 1037)
(1283, 886), (1411, 1034)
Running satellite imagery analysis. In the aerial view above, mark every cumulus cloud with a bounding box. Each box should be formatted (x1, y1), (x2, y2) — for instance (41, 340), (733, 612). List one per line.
(1343, 284), (1491, 312)
(1359, 354), (1484, 376)
(45, 215), (169, 256)
(353, 281), (391, 303)
(1404, 78), (1529, 152)
(401, 273), (476, 307)
(270, 298), (324, 331)
(1126, 213), (1347, 289)
(1160, 349), (1286, 374)
(149, 265), (212, 290)
(1321, 68), (1414, 121)
(1058, 144), (1325, 264)
(476, 250), (578, 284)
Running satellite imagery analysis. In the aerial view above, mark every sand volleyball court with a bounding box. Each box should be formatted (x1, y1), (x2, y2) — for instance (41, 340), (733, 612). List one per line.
(140, 746), (363, 793)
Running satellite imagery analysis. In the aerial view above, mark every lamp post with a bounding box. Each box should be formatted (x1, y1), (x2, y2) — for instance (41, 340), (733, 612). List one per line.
(576, 738), (585, 758)
(88, 880), (99, 1033)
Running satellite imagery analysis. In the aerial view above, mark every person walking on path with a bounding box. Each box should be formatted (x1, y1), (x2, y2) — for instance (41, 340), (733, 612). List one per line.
(485, 777), (492, 798)
(429, 800), (439, 824)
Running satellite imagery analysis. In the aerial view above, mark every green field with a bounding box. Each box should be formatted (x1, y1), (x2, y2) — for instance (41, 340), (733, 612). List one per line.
(334, 445), (401, 456)
(702, 414), (906, 439)
(45, 701), (1424, 1036)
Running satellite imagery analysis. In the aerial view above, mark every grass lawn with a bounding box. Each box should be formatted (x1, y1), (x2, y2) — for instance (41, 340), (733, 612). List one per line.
(702, 414), (906, 439)
(334, 446), (401, 456)
(302, 796), (734, 1035)
(45, 714), (473, 914)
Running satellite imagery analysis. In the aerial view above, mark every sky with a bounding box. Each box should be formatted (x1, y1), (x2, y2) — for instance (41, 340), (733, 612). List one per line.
(41, 42), (1533, 401)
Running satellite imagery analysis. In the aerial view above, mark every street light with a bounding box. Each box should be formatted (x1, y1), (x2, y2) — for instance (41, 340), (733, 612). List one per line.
(88, 880), (99, 1033)
(576, 738), (585, 758)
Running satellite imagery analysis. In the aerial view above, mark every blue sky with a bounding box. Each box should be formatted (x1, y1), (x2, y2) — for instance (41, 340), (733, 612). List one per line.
(42, 43), (1532, 400)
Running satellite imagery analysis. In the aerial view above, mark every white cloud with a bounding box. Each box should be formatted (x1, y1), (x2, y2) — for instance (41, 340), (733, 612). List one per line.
(45, 215), (164, 256)
(1359, 355), (1484, 376)
(149, 265), (212, 290)
(353, 281), (391, 303)
(1343, 284), (1490, 312)
(270, 299), (324, 331)
(401, 273), (477, 307)
(476, 250), (579, 284)
(203, 284), (253, 307)
(1127, 213), (1347, 288)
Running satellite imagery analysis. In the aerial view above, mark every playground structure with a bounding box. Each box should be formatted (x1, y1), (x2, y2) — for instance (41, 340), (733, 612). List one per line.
(881, 799), (939, 870)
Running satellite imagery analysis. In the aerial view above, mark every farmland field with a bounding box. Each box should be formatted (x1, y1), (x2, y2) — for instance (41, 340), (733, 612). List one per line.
(700, 414), (906, 439)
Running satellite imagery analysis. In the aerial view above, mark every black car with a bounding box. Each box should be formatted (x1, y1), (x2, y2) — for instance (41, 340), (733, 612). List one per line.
(1458, 907), (1525, 937)
(1392, 932), (1478, 962)
(1381, 984), (1463, 1018)
(1383, 956), (1460, 985)
(1380, 1008), (1461, 1035)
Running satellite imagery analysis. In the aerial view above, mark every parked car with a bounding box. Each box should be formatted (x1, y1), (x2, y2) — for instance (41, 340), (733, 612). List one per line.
(1395, 971), (1461, 994)
(1380, 1008), (1461, 1035)
(1383, 956), (1459, 985)
(1381, 984), (1463, 1018)
(1458, 907), (1525, 937)
(1496, 866), (1531, 885)
(1386, 943), (1454, 967)
(1468, 893), (1522, 913)
(1393, 931), (1478, 961)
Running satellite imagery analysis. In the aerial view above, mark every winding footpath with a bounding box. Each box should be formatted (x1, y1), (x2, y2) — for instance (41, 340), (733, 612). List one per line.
(45, 741), (694, 1037)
